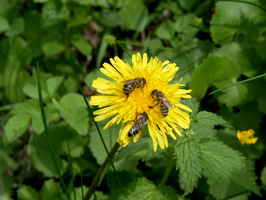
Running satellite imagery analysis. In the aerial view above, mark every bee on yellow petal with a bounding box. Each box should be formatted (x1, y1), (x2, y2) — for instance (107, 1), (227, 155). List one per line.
(237, 129), (258, 146)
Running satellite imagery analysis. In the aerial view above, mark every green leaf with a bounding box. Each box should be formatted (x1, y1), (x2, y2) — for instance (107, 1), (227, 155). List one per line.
(72, 0), (109, 7)
(41, 179), (64, 200)
(180, 98), (199, 117)
(195, 111), (229, 127)
(155, 19), (175, 40)
(216, 84), (248, 107)
(210, 0), (266, 44)
(100, 9), (122, 27)
(118, 0), (148, 31)
(0, 149), (15, 174)
(174, 13), (197, 34)
(47, 76), (64, 96)
(0, 173), (14, 200)
(179, 0), (200, 11)
(0, 16), (9, 33)
(174, 137), (202, 195)
(5, 17), (24, 36)
(261, 166), (266, 185)
(85, 69), (112, 87)
(117, 177), (177, 200)
(41, 33), (65, 56)
(199, 140), (260, 196)
(192, 122), (216, 141)
(190, 55), (238, 99)
(4, 114), (31, 144)
(31, 123), (82, 177)
(17, 185), (39, 200)
(70, 33), (92, 56)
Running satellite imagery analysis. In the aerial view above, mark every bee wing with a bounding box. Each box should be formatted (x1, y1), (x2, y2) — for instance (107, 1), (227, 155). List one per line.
(163, 99), (172, 109)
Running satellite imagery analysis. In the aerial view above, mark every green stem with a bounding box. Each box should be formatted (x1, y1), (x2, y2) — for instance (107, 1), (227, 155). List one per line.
(158, 157), (175, 187)
(68, 143), (76, 200)
(37, 64), (70, 200)
(84, 142), (121, 200)
(117, 40), (174, 51)
(116, 41), (131, 58)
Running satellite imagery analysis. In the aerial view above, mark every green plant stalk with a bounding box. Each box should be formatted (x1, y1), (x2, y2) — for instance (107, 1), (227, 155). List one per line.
(214, 0), (266, 13)
(67, 143), (76, 200)
(84, 142), (121, 200)
(116, 41), (131, 58)
(79, 87), (123, 199)
(157, 157), (175, 187)
(80, 163), (84, 200)
(209, 73), (266, 95)
(117, 40), (175, 51)
(37, 64), (71, 200)
(189, 24), (210, 33)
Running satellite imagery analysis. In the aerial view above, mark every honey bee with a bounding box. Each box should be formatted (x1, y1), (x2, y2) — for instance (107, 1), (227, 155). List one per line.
(123, 77), (146, 97)
(149, 89), (172, 117)
(128, 112), (149, 137)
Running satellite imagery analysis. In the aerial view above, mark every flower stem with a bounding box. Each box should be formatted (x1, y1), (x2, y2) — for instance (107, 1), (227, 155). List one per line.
(157, 157), (175, 187)
(84, 142), (121, 200)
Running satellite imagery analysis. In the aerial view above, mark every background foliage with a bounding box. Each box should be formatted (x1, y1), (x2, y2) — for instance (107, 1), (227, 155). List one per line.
(1, 0), (266, 199)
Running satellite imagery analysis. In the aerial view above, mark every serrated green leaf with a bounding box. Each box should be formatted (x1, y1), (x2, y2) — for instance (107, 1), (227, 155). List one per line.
(210, 0), (266, 44)
(195, 111), (229, 127)
(31, 123), (82, 177)
(17, 185), (39, 200)
(0, 173), (14, 200)
(41, 33), (65, 56)
(174, 137), (202, 195)
(5, 17), (24, 36)
(155, 19), (175, 40)
(180, 98), (199, 117)
(41, 179), (64, 200)
(190, 55), (238, 99)
(199, 140), (260, 196)
(46, 76), (64, 96)
(0, 16), (9, 33)
(117, 177), (176, 200)
(70, 33), (92, 56)
(192, 122), (216, 140)
(4, 114), (31, 144)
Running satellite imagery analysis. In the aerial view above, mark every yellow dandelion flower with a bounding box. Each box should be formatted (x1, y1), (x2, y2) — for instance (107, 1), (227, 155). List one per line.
(90, 53), (192, 151)
(237, 129), (258, 146)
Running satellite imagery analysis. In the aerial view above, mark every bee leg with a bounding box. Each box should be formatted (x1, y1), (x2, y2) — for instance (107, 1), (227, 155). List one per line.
(149, 102), (159, 109)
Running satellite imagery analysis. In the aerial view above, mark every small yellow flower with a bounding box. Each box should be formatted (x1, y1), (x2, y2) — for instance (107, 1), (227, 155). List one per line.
(90, 53), (192, 151)
(237, 129), (258, 146)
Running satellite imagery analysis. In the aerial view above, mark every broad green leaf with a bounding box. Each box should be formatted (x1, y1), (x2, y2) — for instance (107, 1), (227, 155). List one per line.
(261, 166), (266, 185)
(190, 55), (238, 99)
(174, 137), (202, 195)
(118, 0), (148, 31)
(117, 177), (177, 200)
(100, 9), (122, 27)
(17, 185), (39, 200)
(195, 111), (229, 127)
(67, 7), (91, 28)
(0, 16), (9, 33)
(155, 19), (175, 40)
(174, 13), (197, 34)
(216, 84), (248, 107)
(180, 98), (199, 117)
(85, 69), (112, 87)
(4, 114), (31, 144)
(179, 0), (200, 11)
(207, 177), (249, 200)
(199, 140), (260, 196)
(31, 123), (82, 177)
(72, 0), (109, 7)
(59, 93), (87, 109)
(41, 179), (64, 200)
(46, 76), (64, 96)
(5, 17), (24, 37)
(0, 150), (15, 173)
(70, 33), (92, 56)
(34, 0), (48, 2)
(0, 173), (14, 200)
(41, 33), (65, 56)
(210, 0), (266, 44)
(192, 122), (216, 141)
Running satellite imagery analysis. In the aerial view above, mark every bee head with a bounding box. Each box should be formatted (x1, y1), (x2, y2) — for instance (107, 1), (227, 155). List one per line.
(151, 89), (158, 97)
(143, 112), (149, 119)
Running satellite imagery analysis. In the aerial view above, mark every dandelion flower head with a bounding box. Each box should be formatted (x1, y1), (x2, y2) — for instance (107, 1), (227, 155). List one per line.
(90, 53), (192, 151)
(237, 129), (258, 146)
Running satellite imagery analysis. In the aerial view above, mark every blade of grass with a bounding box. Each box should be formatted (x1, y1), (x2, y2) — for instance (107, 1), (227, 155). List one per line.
(80, 161), (84, 200)
(116, 41), (131, 58)
(209, 73), (266, 95)
(37, 63), (70, 200)
(79, 87), (123, 200)
(68, 143), (76, 200)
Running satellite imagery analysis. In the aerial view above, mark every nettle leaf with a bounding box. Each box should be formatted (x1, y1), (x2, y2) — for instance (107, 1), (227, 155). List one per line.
(155, 19), (175, 40)
(70, 33), (92, 56)
(53, 93), (88, 136)
(180, 98), (199, 117)
(216, 84), (248, 107)
(174, 137), (202, 195)
(41, 179), (64, 200)
(195, 111), (229, 127)
(199, 140), (260, 196)
(17, 185), (39, 200)
(192, 122), (216, 141)
(118, 177), (177, 200)
(31, 123), (84, 177)
(4, 114), (31, 144)
(210, 0), (266, 44)
(0, 173), (14, 200)
(190, 55), (238, 99)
